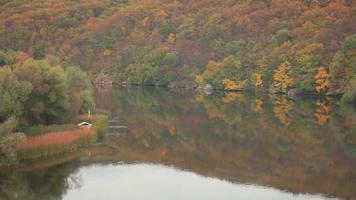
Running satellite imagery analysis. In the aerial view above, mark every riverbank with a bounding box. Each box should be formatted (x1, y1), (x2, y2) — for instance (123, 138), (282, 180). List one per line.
(111, 82), (353, 104)
(15, 114), (108, 162)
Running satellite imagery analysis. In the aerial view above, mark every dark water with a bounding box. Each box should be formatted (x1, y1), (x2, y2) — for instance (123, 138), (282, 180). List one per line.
(1, 87), (356, 200)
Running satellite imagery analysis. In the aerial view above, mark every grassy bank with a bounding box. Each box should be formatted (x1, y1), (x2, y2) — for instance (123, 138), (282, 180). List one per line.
(16, 115), (108, 160)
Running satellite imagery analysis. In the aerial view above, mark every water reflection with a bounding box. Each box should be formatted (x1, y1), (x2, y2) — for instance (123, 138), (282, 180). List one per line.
(63, 164), (337, 200)
(0, 87), (355, 200)
(99, 88), (356, 199)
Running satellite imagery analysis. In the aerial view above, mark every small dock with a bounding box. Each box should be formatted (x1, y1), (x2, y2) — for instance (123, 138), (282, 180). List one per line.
(108, 118), (128, 136)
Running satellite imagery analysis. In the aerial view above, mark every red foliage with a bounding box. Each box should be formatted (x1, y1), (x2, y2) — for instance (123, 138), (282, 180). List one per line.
(17, 128), (95, 151)
(15, 51), (30, 66)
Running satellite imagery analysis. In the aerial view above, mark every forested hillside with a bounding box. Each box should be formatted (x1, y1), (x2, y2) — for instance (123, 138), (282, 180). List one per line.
(1, 0), (356, 102)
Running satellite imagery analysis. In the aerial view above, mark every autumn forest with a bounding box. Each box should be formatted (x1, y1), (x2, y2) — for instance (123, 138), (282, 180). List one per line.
(0, 0), (355, 100)
(0, 1), (356, 199)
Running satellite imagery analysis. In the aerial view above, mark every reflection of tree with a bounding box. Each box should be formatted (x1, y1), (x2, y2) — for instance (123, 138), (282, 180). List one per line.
(222, 92), (245, 104)
(0, 169), (30, 200)
(254, 99), (263, 113)
(9, 87), (349, 200)
(68, 172), (83, 190)
(1, 88), (356, 200)
(314, 100), (330, 126)
(196, 92), (247, 125)
(270, 95), (294, 125)
(0, 160), (80, 200)
(329, 105), (356, 157)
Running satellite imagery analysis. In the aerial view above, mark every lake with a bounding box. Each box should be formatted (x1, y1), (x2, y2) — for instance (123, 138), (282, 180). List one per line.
(1, 87), (355, 200)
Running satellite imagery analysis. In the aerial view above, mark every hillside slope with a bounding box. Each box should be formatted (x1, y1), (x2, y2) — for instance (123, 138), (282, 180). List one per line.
(1, 0), (356, 100)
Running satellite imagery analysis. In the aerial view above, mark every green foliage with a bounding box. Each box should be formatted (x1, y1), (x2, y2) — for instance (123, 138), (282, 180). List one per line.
(15, 59), (70, 124)
(65, 66), (95, 115)
(341, 89), (356, 104)
(0, 67), (32, 121)
(329, 35), (356, 96)
(0, 117), (25, 165)
(160, 21), (176, 39)
(342, 34), (356, 53)
(203, 14), (225, 40)
(246, 41), (262, 53)
(177, 18), (195, 39)
(79, 90), (95, 114)
(0, 53), (94, 125)
(119, 48), (181, 86)
(199, 56), (243, 88)
(0, 51), (15, 67)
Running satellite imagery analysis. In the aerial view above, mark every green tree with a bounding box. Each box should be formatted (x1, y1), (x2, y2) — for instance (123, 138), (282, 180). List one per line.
(330, 34), (356, 103)
(0, 51), (15, 67)
(0, 67), (32, 122)
(66, 66), (95, 115)
(199, 55), (242, 89)
(15, 59), (69, 124)
(0, 117), (25, 165)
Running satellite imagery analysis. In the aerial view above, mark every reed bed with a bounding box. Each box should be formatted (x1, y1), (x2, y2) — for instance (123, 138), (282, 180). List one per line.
(16, 128), (97, 160)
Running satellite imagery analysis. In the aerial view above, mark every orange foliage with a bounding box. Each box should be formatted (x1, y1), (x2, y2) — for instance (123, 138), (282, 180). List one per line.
(167, 33), (176, 44)
(86, 17), (97, 26)
(168, 124), (177, 135)
(272, 98), (294, 125)
(254, 73), (263, 88)
(222, 79), (245, 91)
(103, 49), (112, 56)
(222, 92), (239, 103)
(254, 99), (263, 113)
(314, 100), (330, 125)
(272, 61), (293, 92)
(315, 67), (331, 93)
(156, 9), (168, 19)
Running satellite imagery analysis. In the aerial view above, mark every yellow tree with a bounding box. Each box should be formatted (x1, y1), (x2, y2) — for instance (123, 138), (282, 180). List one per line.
(195, 75), (204, 85)
(167, 33), (176, 44)
(315, 67), (331, 93)
(254, 72), (263, 88)
(271, 61), (293, 92)
(156, 9), (168, 19)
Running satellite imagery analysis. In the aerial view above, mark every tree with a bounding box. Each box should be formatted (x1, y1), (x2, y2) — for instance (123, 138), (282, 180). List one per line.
(329, 34), (356, 102)
(294, 43), (325, 91)
(0, 51), (15, 67)
(329, 51), (347, 95)
(15, 59), (69, 124)
(200, 56), (242, 89)
(65, 66), (95, 116)
(342, 34), (356, 53)
(167, 33), (176, 44)
(0, 117), (25, 165)
(0, 67), (32, 122)
(271, 61), (293, 93)
(315, 67), (331, 93)
(253, 73), (263, 88)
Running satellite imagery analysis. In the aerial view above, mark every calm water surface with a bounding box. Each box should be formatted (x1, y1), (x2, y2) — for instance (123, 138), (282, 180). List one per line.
(0, 87), (355, 200)
(63, 164), (336, 200)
